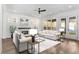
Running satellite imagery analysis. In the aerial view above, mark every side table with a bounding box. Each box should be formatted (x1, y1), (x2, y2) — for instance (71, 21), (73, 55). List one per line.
(27, 39), (44, 54)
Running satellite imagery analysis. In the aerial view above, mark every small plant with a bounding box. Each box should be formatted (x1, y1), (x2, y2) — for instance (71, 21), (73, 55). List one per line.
(9, 25), (16, 38)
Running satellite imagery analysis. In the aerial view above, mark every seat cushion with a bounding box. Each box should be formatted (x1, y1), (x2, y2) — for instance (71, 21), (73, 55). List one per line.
(19, 37), (32, 43)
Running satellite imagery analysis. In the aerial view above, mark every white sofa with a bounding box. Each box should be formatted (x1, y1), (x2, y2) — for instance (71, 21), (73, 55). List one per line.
(13, 31), (32, 52)
(37, 30), (60, 40)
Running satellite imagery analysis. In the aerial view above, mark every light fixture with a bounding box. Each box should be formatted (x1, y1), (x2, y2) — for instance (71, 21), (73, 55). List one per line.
(59, 28), (64, 32)
(29, 29), (38, 42)
(29, 29), (38, 36)
(59, 28), (64, 35)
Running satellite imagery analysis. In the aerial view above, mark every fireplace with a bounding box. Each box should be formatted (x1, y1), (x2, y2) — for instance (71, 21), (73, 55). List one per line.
(18, 27), (31, 34)
(22, 31), (29, 34)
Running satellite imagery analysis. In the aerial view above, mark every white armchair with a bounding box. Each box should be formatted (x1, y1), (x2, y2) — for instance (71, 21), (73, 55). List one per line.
(13, 31), (32, 53)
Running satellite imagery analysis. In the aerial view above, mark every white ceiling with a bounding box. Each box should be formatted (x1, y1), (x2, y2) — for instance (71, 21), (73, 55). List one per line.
(4, 4), (79, 18)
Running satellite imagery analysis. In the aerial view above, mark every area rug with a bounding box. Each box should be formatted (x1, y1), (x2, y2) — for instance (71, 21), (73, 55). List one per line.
(35, 37), (61, 53)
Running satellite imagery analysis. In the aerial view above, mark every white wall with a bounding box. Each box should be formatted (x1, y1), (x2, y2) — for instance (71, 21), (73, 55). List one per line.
(52, 9), (79, 40)
(0, 4), (2, 53)
(3, 12), (41, 39)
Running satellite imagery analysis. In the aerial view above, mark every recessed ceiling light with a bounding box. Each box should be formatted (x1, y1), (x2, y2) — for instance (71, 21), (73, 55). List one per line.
(68, 5), (72, 8)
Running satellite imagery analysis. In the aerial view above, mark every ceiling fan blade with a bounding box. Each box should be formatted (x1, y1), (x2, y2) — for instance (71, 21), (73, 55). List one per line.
(40, 9), (46, 12)
(34, 8), (46, 14)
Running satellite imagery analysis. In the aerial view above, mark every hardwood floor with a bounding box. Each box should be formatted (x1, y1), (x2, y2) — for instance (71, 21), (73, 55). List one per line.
(41, 39), (79, 54)
(2, 38), (79, 54)
(2, 38), (18, 54)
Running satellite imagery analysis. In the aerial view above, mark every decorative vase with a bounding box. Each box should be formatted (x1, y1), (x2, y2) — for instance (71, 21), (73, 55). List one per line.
(32, 36), (35, 42)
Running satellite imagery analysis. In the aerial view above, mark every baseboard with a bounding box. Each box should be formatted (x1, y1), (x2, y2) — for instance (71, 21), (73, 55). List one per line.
(2, 35), (11, 39)
(64, 37), (79, 41)
(2, 37), (11, 40)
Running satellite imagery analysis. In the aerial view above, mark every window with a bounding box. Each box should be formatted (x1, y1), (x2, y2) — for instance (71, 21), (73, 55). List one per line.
(8, 18), (16, 23)
(68, 17), (77, 35)
(61, 18), (66, 34)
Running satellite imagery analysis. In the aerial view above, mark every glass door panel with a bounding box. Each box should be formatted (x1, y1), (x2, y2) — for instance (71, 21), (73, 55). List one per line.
(47, 20), (52, 30)
(51, 19), (56, 30)
(43, 20), (52, 30)
(43, 19), (56, 30)
(43, 21), (48, 30)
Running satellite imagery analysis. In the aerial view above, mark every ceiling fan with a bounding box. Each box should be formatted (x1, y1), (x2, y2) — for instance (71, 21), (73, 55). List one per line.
(34, 8), (46, 14)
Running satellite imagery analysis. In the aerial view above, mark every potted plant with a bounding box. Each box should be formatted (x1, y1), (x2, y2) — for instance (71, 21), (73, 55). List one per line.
(9, 25), (16, 38)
